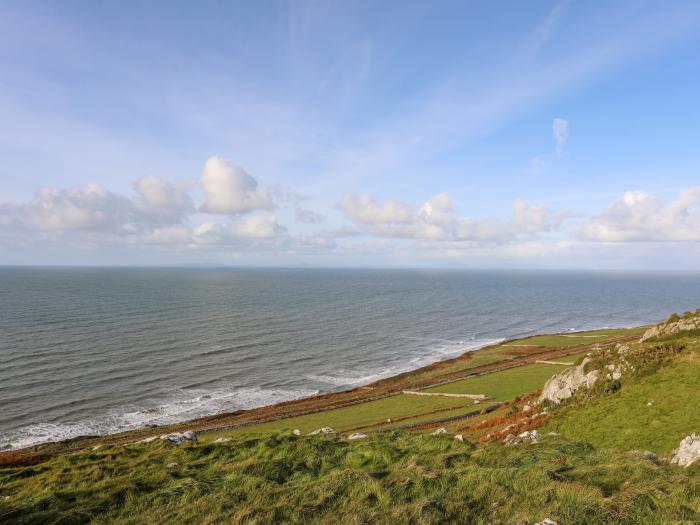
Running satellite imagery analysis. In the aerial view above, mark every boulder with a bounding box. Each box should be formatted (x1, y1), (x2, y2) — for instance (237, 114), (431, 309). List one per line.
(160, 431), (197, 445)
(292, 429), (301, 436)
(347, 432), (368, 440)
(454, 434), (464, 442)
(308, 427), (335, 435)
(671, 434), (700, 467)
(641, 316), (700, 341)
(431, 427), (448, 436)
(539, 357), (600, 404)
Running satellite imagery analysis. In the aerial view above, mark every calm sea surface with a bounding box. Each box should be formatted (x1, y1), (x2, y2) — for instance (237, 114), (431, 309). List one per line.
(2, 267), (700, 450)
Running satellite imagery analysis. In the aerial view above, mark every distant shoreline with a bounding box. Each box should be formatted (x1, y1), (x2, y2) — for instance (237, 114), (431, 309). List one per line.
(0, 324), (647, 463)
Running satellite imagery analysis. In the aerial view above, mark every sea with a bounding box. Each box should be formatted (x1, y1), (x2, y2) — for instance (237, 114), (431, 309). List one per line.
(2, 267), (700, 450)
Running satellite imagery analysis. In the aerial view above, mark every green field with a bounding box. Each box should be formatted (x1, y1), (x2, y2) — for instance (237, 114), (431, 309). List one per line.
(423, 363), (560, 401)
(208, 394), (475, 438)
(503, 327), (644, 348)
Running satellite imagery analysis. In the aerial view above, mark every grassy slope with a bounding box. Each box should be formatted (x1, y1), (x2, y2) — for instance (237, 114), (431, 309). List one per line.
(547, 344), (700, 454)
(2, 433), (698, 525)
(6, 324), (697, 524)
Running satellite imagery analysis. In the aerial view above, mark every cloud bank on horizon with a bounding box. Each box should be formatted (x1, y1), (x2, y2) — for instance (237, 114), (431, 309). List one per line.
(1, 1), (700, 269)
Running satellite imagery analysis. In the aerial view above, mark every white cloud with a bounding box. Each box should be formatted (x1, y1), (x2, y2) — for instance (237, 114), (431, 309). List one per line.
(339, 192), (564, 242)
(200, 156), (273, 215)
(134, 175), (193, 222)
(338, 194), (413, 225)
(580, 187), (700, 241)
(553, 117), (569, 156)
(2, 183), (132, 232)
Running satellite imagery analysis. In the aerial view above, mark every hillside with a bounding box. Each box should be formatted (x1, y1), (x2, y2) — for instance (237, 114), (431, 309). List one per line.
(2, 318), (700, 524)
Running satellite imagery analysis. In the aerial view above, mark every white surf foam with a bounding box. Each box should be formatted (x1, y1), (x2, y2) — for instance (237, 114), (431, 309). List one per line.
(0, 385), (318, 451)
(306, 337), (504, 388)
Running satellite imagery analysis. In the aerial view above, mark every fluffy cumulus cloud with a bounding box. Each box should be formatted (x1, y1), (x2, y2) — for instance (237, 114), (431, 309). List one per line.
(133, 175), (193, 222)
(338, 191), (564, 243)
(580, 187), (700, 241)
(0, 157), (290, 254)
(1, 184), (132, 232)
(200, 157), (273, 215)
(553, 117), (569, 156)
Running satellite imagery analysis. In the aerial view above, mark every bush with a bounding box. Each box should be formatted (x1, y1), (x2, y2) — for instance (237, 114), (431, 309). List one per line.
(603, 379), (621, 394)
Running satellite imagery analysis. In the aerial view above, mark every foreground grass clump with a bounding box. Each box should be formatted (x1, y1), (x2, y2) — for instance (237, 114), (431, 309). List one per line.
(2, 432), (699, 524)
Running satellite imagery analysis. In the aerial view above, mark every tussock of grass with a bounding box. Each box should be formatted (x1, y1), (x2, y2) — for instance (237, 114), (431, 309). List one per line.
(2, 432), (698, 524)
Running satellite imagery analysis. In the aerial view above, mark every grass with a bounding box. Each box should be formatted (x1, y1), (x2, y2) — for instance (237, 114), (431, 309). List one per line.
(503, 328), (645, 349)
(371, 403), (499, 431)
(5, 322), (698, 524)
(547, 348), (700, 454)
(423, 363), (560, 401)
(2, 432), (699, 524)
(208, 394), (474, 437)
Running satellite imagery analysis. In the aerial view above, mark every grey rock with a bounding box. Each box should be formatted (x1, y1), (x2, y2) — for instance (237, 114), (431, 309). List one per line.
(641, 317), (700, 342)
(539, 357), (600, 404)
(308, 427), (335, 435)
(671, 434), (700, 467)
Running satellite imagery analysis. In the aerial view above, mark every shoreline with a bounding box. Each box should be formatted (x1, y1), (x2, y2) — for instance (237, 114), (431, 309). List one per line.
(0, 324), (647, 462)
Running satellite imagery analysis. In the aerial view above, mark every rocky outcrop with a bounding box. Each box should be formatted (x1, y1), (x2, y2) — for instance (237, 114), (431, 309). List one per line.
(671, 434), (700, 467)
(641, 315), (700, 342)
(503, 430), (540, 446)
(538, 357), (600, 404)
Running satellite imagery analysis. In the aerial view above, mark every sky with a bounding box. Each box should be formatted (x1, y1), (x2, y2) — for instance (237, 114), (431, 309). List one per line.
(1, 0), (700, 269)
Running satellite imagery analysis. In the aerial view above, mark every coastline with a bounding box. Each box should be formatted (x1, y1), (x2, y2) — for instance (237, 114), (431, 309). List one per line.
(0, 324), (646, 464)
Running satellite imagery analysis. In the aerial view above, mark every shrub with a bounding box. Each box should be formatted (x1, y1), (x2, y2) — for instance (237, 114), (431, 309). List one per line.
(602, 379), (621, 394)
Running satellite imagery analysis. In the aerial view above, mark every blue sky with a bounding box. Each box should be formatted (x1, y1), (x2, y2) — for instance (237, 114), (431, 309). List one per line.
(1, 0), (700, 268)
